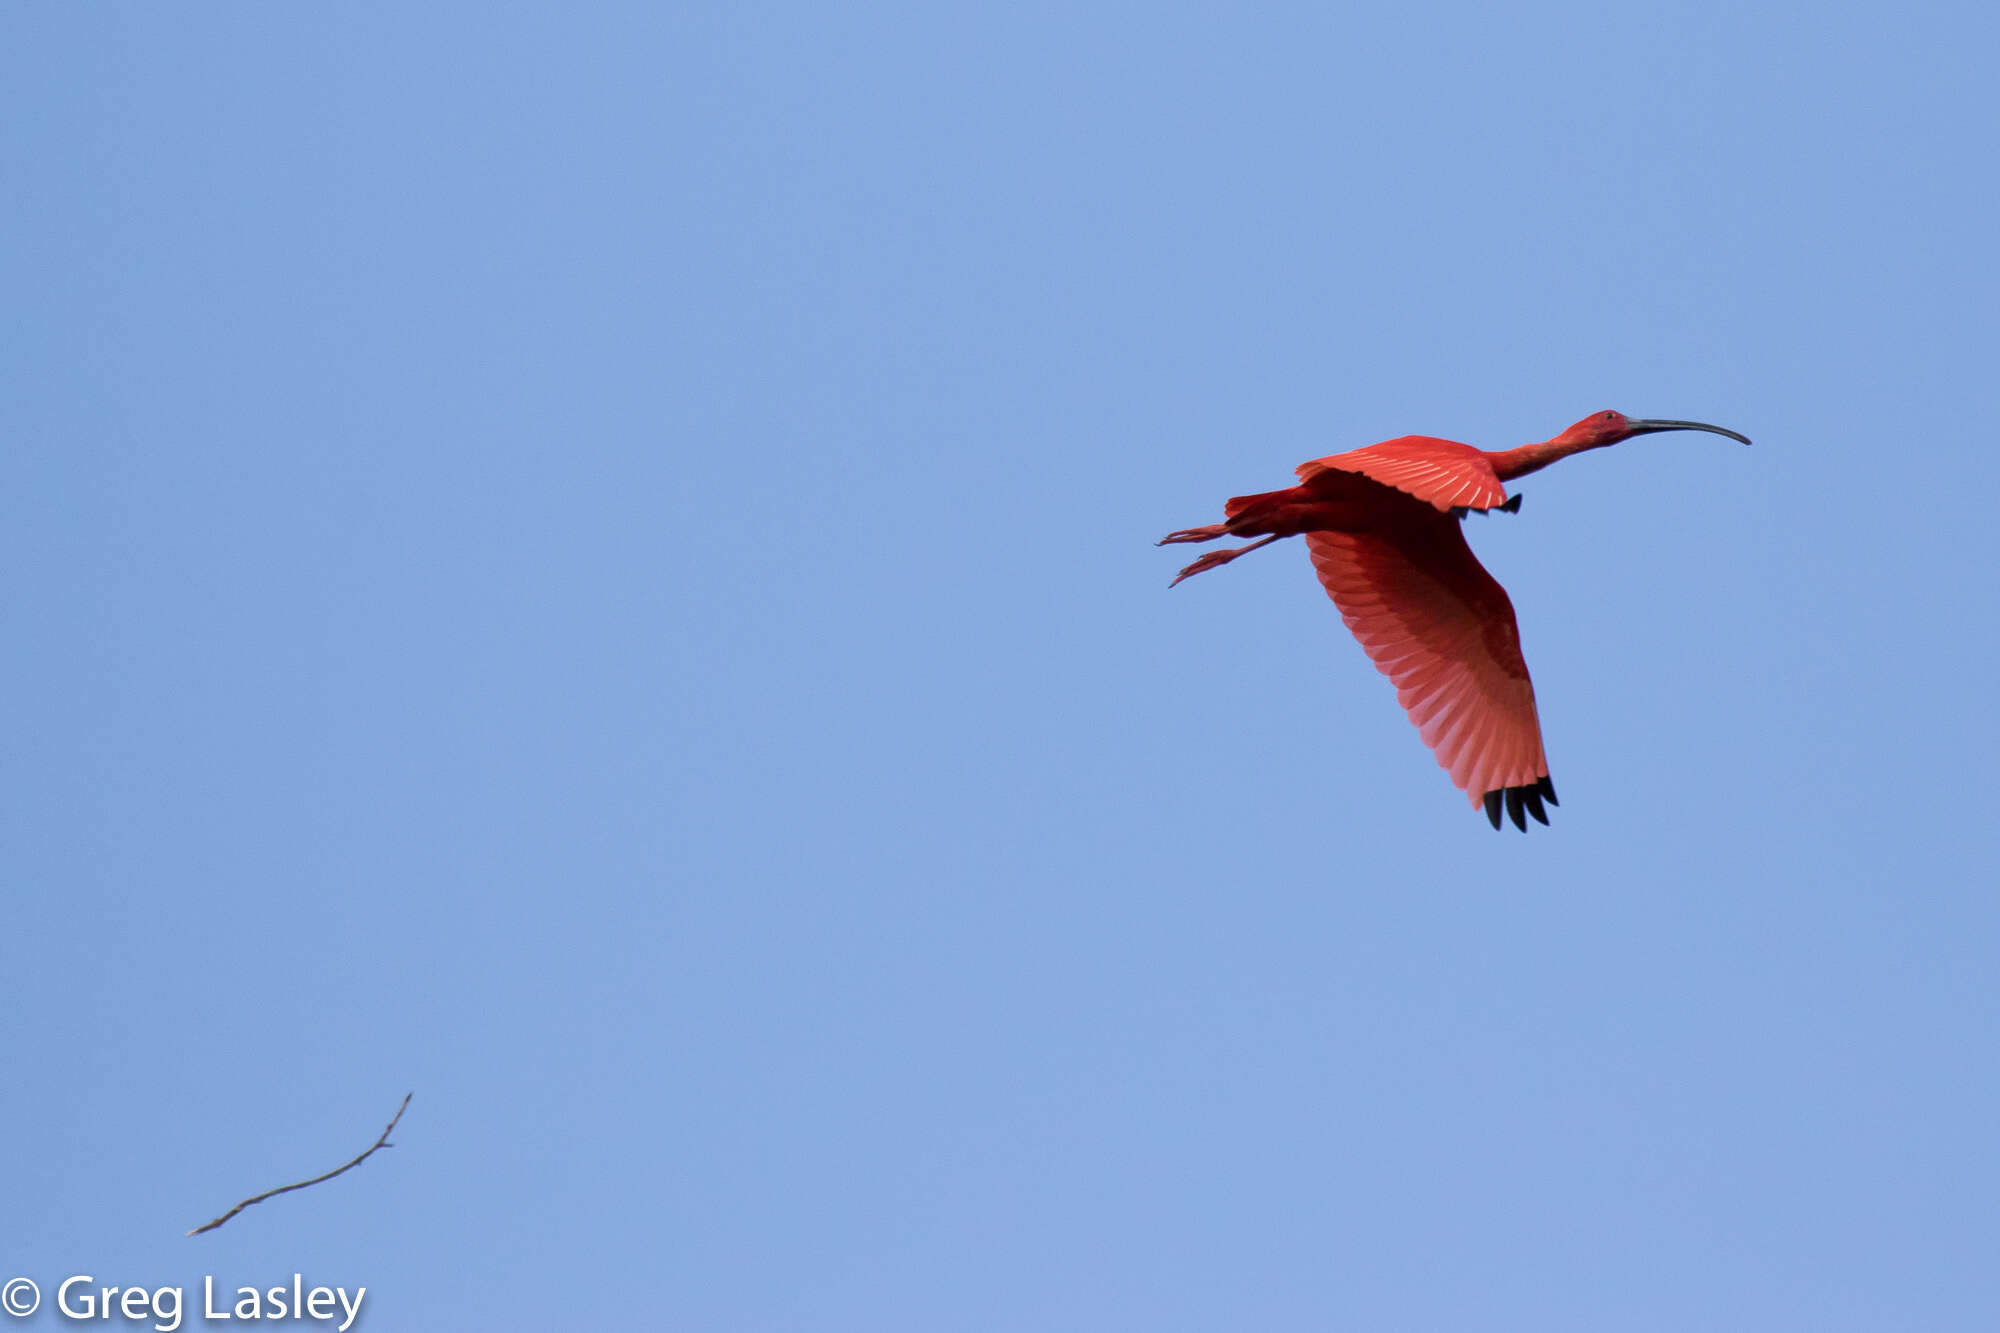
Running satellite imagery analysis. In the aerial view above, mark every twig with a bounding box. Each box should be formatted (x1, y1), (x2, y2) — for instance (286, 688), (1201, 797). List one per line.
(188, 1093), (412, 1237)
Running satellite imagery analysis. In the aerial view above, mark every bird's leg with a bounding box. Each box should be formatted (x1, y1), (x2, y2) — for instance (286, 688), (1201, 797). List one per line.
(1167, 534), (1282, 587)
(1162, 484), (1329, 583)
(1158, 523), (1233, 545)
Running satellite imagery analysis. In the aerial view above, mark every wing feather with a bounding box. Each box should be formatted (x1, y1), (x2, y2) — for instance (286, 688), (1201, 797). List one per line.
(1296, 436), (1510, 513)
(1304, 516), (1550, 811)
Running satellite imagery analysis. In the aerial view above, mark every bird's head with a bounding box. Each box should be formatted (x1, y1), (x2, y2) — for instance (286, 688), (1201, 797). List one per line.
(1557, 409), (1752, 449)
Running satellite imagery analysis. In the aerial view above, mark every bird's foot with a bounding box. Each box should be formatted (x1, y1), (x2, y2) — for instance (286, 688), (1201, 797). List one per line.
(1168, 537), (1278, 587)
(1158, 524), (1231, 546)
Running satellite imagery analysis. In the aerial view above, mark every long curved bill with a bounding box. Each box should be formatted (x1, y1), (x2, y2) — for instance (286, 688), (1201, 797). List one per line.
(1625, 417), (1752, 446)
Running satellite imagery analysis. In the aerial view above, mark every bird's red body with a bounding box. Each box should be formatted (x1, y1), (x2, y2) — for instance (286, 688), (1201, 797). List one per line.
(1162, 410), (1750, 830)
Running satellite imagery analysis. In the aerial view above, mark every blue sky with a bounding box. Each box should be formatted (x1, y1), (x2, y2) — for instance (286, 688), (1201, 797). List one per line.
(5, 3), (1997, 1329)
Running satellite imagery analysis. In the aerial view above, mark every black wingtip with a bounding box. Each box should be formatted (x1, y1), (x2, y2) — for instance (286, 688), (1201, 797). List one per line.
(1461, 494), (1522, 520)
(1483, 777), (1557, 831)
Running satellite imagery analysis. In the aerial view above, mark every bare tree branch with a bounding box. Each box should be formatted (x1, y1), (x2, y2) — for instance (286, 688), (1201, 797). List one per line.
(188, 1093), (412, 1237)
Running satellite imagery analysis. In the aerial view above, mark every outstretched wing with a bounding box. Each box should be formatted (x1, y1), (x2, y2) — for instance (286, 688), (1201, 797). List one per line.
(1305, 516), (1556, 829)
(1297, 436), (1509, 513)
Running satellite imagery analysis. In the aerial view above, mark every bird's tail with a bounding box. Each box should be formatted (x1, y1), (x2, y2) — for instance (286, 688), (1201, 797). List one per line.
(1221, 486), (1316, 536)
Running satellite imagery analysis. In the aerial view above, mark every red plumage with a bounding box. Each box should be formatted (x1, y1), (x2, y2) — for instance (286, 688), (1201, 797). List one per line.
(1161, 410), (1749, 829)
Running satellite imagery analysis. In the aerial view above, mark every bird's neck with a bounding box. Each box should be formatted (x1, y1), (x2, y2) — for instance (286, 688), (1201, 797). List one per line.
(1486, 434), (1609, 482)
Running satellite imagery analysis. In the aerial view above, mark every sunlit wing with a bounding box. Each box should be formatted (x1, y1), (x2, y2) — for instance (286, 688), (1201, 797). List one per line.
(1304, 518), (1556, 829)
(1297, 436), (1509, 513)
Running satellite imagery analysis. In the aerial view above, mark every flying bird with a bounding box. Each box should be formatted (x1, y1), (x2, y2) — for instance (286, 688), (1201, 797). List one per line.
(1161, 410), (1750, 830)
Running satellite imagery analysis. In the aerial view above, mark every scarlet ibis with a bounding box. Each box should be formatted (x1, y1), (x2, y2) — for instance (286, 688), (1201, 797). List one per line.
(1162, 410), (1750, 830)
